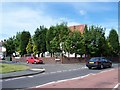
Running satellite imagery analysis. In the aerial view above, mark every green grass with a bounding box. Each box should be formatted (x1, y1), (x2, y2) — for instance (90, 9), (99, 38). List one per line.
(0, 63), (29, 74)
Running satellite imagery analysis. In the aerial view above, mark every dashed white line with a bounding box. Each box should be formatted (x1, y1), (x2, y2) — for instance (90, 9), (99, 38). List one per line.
(72, 69), (77, 71)
(50, 72), (56, 74)
(57, 71), (62, 73)
(68, 69), (72, 71)
(62, 70), (67, 72)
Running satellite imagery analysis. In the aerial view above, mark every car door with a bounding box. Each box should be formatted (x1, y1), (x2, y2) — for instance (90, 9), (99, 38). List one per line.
(104, 59), (109, 66)
(30, 57), (34, 63)
(106, 59), (111, 66)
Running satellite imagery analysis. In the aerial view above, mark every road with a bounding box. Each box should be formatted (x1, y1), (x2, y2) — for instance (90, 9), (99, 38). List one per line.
(1, 63), (119, 89)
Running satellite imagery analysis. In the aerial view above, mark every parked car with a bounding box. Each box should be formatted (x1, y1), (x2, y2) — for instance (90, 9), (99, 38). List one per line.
(86, 57), (112, 69)
(15, 55), (21, 59)
(0, 55), (5, 60)
(26, 57), (43, 64)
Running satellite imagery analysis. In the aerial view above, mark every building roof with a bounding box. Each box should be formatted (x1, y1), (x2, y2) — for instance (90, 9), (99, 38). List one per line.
(68, 24), (86, 34)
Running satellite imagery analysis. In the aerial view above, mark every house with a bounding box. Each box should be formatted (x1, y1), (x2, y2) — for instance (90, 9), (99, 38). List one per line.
(68, 24), (86, 34)
(0, 41), (6, 59)
(63, 24), (86, 58)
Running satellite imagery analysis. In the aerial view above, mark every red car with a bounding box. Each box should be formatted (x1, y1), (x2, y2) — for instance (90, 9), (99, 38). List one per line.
(26, 57), (43, 64)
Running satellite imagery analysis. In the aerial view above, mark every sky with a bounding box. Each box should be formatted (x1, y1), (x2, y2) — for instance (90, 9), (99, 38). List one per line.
(0, 0), (119, 41)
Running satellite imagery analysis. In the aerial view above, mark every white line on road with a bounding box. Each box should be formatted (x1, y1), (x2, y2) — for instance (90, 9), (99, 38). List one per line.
(62, 70), (67, 72)
(4, 77), (26, 81)
(112, 83), (120, 90)
(50, 72), (57, 74)
(99, 69), (115, 74)
(35, 81), (56, 88)
(57, 71), (62, 73)
(68, 69), (72, 71)
(27, 76), (34, 78)
(72, 69), (77, 71)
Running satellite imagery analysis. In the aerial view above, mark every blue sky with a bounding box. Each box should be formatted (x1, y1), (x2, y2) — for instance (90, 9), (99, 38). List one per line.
(0, 1), (118, 40)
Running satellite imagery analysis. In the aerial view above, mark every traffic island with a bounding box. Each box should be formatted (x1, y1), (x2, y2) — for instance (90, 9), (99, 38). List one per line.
(0, 63), (45, 79)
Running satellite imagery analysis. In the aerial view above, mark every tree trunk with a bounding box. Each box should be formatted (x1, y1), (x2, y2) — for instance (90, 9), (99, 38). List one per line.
(68, 52), (70, 58)
(75, 53), (77, 58)
(51, 53), (52, 57)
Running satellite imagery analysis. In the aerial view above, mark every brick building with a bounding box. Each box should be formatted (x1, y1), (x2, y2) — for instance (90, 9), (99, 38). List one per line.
(68, 24), (86, 34)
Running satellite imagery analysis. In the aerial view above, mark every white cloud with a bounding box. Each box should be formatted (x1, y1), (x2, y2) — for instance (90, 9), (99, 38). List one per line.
(1, 6), (81, 40)
(79, 10), (87, 15)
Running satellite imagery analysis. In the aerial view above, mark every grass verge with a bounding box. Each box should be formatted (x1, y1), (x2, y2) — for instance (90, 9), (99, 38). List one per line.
(0, 63), (29, 74)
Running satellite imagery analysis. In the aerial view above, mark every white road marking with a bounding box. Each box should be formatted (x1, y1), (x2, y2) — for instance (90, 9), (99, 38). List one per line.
(4, 77), (26, 81)
(99, 69), (115, 74)
(28, 76), (34, 78)
(62, 70), (67, 72)
(68, 69), (72, 71)
(50, 72), (56, 74)
(35, 81), (56, 88)
(112, 83), (120, 90)
(30, 68), (45, 71)
(57, 71), (62, 73)
(72, 69), (77, 71)
(81, 66), (88, 69)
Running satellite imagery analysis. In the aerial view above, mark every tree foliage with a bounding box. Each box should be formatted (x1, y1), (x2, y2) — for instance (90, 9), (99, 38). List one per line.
(14, 32), (21, 53)
(20, 31), (31, 55)
(46, 22), (70, 56)
(26, 38), (33, 54)
(3, 22), (119, 58)
(108, 29), (119, 56)
(3, 37), (15, 56)
(33, 26), (47, 57)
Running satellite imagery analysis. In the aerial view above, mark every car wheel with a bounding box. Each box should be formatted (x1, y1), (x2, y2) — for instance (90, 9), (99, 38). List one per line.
(109, 64), (112, 68)
(88, 67), (92, 69)
(27, 61), (29, 64)
(100, 64), (104, 69)
(34, 61), (37, 64)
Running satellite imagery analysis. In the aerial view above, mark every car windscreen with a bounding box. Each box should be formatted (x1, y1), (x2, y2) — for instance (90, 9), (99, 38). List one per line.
(89, 58), (99, 62)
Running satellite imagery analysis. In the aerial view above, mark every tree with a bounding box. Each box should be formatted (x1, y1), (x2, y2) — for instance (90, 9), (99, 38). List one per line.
(26, 38), (33, 54)
(14, 32), (21, 53)
(46, 22), (70, 57)
(68, 31), (85, 58)
(46, 26), (56, 55)
(108, 29), (119, 56)
(33, 43), (38, 55)
(3, 37), (15, 56)
(20, 31), (31, 55)
(33, 26), (48, 57)
(83, 25), (106, 57)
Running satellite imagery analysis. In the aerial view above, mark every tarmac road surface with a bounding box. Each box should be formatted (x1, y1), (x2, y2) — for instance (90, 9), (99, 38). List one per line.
(1, 63), (119, 89)
(33, 68), (119, 89)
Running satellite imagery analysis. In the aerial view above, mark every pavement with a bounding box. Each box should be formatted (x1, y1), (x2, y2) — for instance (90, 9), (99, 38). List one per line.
(0, 60), (45, 79)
